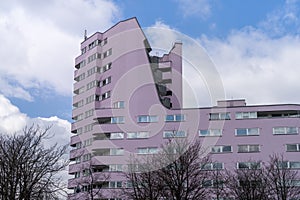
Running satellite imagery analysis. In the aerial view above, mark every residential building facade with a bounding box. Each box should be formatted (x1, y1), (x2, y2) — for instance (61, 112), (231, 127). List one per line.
(68, 17), (300, 199)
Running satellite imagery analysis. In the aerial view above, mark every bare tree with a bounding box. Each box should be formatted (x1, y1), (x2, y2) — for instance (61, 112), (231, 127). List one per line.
(0, 125), (68, 200)
(70, 160), (111, 200)
(125, 138), (211, 200)
(225, 161), (270, 200)
(267, 154), (300, 200)
(206, 166), (227, 200)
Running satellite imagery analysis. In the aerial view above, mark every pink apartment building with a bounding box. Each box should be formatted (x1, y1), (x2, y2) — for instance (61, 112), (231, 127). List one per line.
(68, 17), (300, 199)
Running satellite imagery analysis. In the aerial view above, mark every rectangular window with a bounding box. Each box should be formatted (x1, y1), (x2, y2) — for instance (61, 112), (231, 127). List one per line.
(81, 47), (87, 54)
(99, 76), (111, 87)
(211, 145), (232, 153)
(86, 95), (96, 104)
(109, 164), (123, 172)
(238, 144), (260, 153)
(199, 129), (222, 137)
(73, 113), (84, 122)
(209, 112), (231, 120)
(137, 147), (158, 154)
(87, 66), (100, 77)
(235, 128), (260, 136)
(235, 112), (257, 119)
(286, 144), (300, 152)
(273, 127), (298, 135)
(137, 115), (158, 123)
(127, 132), (149, 139)
(85, 109), (94, 118)
(88, 53), (101, 63)
(101, 38), (107, 46)
(101, 62), (112, 73)
(73, 100), (84, 109)
(201, 162), (224, 170)
(203, 180), (224, 188)
(111, 116), (124, 124)
(75, 60), (86, 69)
(74, 73), (85, 82)
(110, 132), (124, 139)
(86, 80), (99, 90)
(237, 162), (260, 169)
(84, 124), (93, 132)
(165, 114), (185, 122)
(109, 181), (122, 188)
(103, 48), (112, 58)
(110, 148), (124, 156)
(83, 138), (93, 147)
(113, 101), (125, 109)
(163, 130), (186, 138)
(279, 161), (300, 169)
(73, 86), (85, 95)
(82, 153), (91, 162)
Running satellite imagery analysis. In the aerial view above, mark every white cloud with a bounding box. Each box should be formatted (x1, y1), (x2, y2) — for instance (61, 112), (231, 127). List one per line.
(0, 0), (120, 101)
(0, 94), (71, 144)
(175, 0), (211, 19)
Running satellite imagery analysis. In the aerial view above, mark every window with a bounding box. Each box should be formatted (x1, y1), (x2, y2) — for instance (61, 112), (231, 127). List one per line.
(110, 148), (124, 156)
(137, 115), (158, 123)
(75, 60), (86, 69)
(83, 138), (93, 147)
(109, 164), (123, 172)
(101, 38), (107, 46)
(101, 62), (112, 73)
(82, 153), (91, 162)
(75, 156), (81, 164)
(88, 53), (101, 63)
(203, 180), (224, 188)
(73, 100), (84, 109)
(127, 132), (149, 139)
(110, 132), (124, 139)
(137, 147), (158, 154)
(199, 129), (222, 137)
(286, 144), (300, 152)
(86, 95), (96, 104)
(237, 162), (260, 169)
(113, 101), (125, 109)
(163, 130), (186, 138)
(279, 161), (300, 169)
(100, 76), (111, 87)
(273, 127), (298, 135)
(165, 114), (185, 122)
(103, 48), (112, 58)
(73, 86), (85, 95)
(87, 66), (101, 76)
(97, 91), (110, 101)
(81, 47), (87, 54)
(74, 73), (85, 82)
(211, 145), (232, 153)
(235, 112), (257, 119)
(86, 80), (99, 90)
(111, 116), (124, 124)
(238, 144), (260, 153)
(73, 114), (84, 122)
(74, 172), (80, 178)
(109, 181), (122, 188)
(201, 162), (224, 170)
(209, 112), (230, 120)
(85, 109), (94, 118)
(235, 128), (260, 136)
(84, 124), (93, 132)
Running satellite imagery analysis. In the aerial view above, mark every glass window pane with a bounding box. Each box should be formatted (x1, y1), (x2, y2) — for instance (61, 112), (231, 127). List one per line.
(236, 129), (247, 135)
(249, 145), (259, 152)
(223, 146), (232, 152)
(211, 129), (222, 136)
(287, 144), (298, 152)
(175, 114), (185, 121)
(199, 130), (209, 136)
(248, 128), (259, 135)
(138, 116), (148, 122)
(286, 127), (298, 134)
(238, 145), (248, 152)
(274, 127), (285, 134)
(290, 162), (300, 169)
(127, 132), (137, 139)
(165, 115), (174, 121)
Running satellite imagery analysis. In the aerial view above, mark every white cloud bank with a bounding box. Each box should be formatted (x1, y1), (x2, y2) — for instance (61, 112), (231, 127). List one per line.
(0, 94), (70, 144)
(0, 0), (120, 101)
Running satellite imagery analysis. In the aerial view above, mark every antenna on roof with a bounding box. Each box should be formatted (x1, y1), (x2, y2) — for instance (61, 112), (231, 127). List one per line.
(84, 29), (87, 40)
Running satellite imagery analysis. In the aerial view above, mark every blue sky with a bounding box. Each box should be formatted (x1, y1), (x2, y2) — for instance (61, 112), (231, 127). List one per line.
(0, 0), (300, 135)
